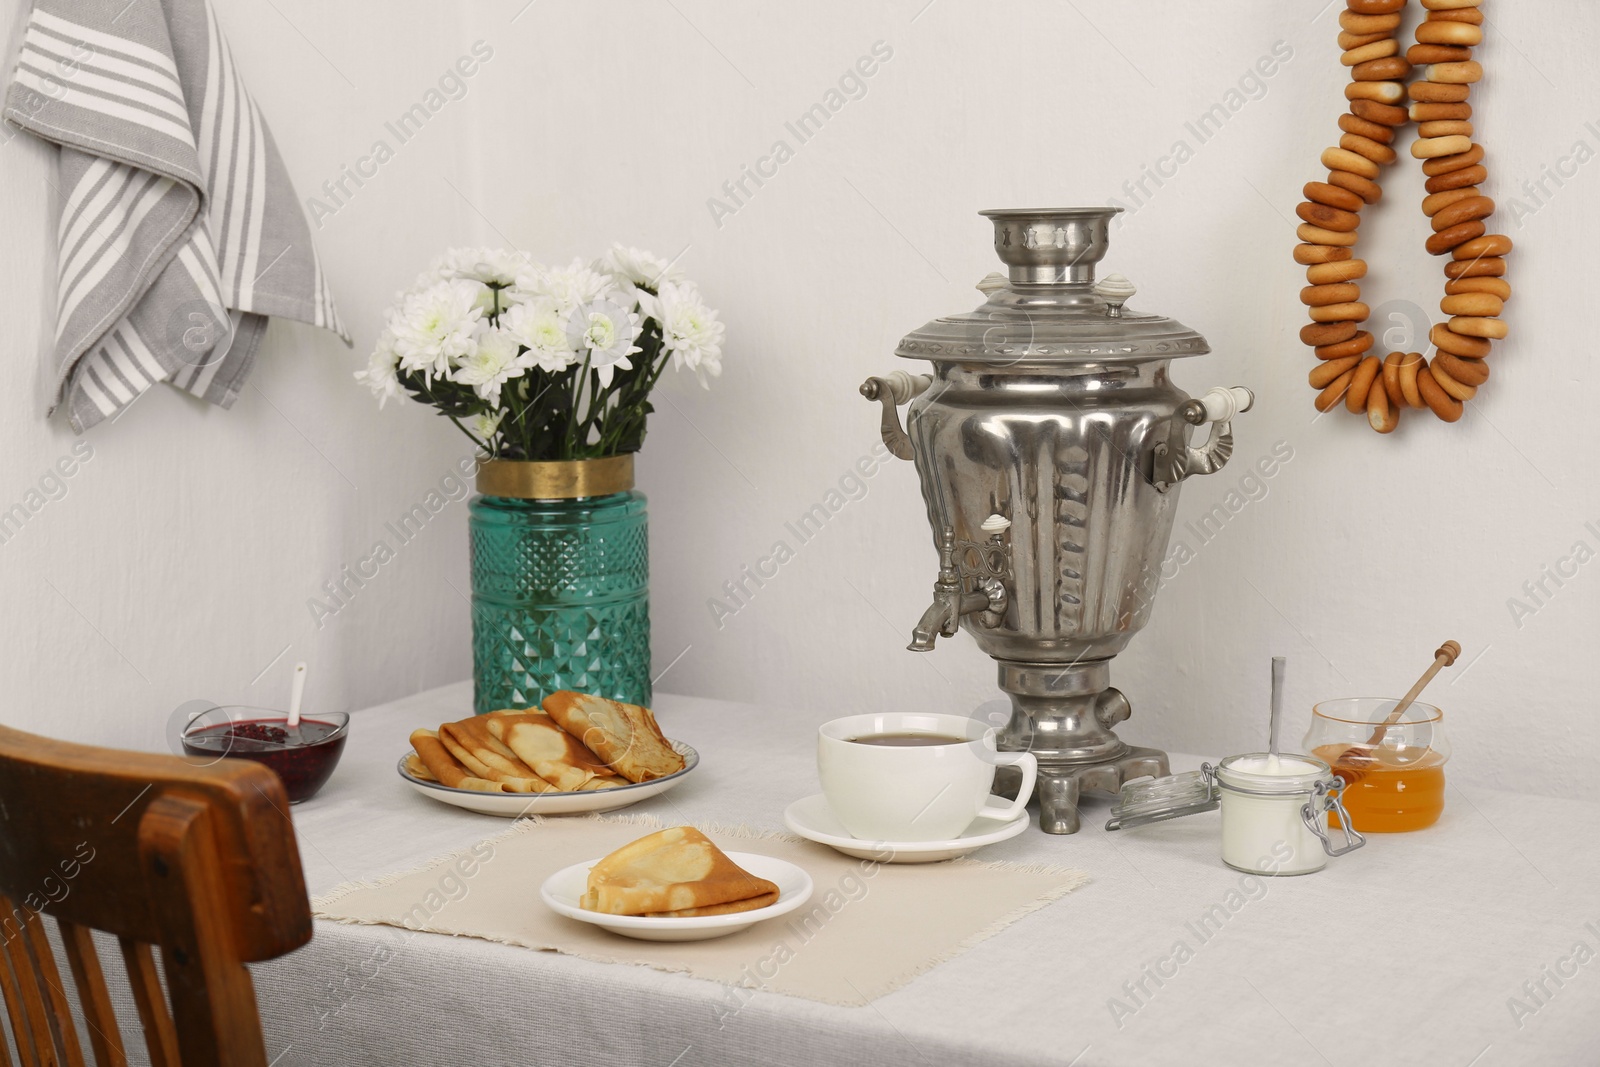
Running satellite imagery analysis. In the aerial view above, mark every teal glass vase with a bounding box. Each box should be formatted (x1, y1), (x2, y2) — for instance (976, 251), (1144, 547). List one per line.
(469, 458), (650, 716)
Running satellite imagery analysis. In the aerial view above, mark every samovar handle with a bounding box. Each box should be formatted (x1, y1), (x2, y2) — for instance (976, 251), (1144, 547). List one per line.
(1153, 386), (1254, 492)
(859, 370), (932, 461)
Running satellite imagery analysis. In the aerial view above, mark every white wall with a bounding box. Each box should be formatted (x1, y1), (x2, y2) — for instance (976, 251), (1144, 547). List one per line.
(4, 0), (1592, 800)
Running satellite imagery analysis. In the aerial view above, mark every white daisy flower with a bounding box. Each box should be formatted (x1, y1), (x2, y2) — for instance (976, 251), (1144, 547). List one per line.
(521, 258), (618, 314)
(450, 327), (530, 407)
(354, 329), (406, 408)
(497, 282), (537, 310)
(503, 299), (578, 373)
(567, 299), (642, 387)
(390, 279), (484, 381)
(693, 347), (723, 385)
(599, 244), (682, 292)
(419, 247), (530, 289)
(469, 409), (505, 442)
(410, 248), (468, 290)
(465, 248), (533, 287)
(657, 282), (726, 387)
(473, 283), (506, 319)
(632, 287), (660, 322)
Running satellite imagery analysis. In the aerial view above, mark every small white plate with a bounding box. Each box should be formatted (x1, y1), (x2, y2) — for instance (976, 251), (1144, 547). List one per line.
(541, 851), (813, 942)
(783, 793), (1029, 863)
(397, 741), (698, 817)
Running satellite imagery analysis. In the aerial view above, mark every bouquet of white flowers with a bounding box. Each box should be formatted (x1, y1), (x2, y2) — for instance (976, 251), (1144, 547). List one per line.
(358, 245), (724, 459)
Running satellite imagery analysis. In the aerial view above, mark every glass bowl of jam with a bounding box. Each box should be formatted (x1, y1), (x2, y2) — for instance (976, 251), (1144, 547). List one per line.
(181, 705), (349, 803)
(1304, 698), (1449, 833)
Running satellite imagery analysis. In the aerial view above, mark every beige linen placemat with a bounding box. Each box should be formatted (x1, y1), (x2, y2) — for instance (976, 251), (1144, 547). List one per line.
(312, 813), (1088, 1007)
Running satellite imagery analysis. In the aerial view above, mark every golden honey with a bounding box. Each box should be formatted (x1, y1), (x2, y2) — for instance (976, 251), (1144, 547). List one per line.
(1312, 744), (1446, 833)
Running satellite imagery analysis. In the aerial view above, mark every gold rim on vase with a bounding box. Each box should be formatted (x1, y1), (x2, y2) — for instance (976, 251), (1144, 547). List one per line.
(475, 455), (635, 500)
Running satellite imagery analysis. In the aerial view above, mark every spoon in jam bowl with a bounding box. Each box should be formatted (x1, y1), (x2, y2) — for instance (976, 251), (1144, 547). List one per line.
(1335, 641), (1460, 770)
(286, 661), (308, 745)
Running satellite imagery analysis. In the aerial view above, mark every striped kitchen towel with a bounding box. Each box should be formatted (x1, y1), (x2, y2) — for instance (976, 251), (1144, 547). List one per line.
(3, 0), (349, 432)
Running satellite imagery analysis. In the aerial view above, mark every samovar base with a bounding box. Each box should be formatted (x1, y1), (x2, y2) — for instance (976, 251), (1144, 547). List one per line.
(993, 659), (1169, 833)
(994, 747), (1170, 834)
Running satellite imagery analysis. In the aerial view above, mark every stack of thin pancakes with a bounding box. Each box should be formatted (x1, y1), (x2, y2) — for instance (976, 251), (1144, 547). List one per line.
(582, 827), (781, 917)
(407, 692), (687, 794)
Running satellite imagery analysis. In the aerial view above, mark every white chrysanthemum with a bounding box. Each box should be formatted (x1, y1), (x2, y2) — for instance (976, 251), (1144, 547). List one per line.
(521, 258), (618, 314)
(451, 327), (529, 407)
(599, 244), (682, 292)
(657, 282), (726, 387)
(419, 247), (530, 289)
(693, 347), (723, 385)
(469, 409), (504, 442)
(503, 299), (578, 373)
(354, 329), (406, 408)
(390, 279), (483, 381)
(410, 248), (465, 290)
(467, 248), (532, 287)
(445, 282), (487, 320)
(497, 282), (536, 310)
(567, 299), (642, 387)
(606, 278), (645, 319)
(633, 287), (660, 322)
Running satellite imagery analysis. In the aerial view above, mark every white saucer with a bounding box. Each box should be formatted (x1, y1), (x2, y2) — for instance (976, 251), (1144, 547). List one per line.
(782, 794), (1029, 863)
(540, 851), (813, 942)
(397, 741), (698, 817)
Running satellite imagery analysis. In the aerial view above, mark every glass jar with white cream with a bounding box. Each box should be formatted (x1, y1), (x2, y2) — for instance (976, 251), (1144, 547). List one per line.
(1106, 752), (1364, 875)
(1213, 752), (1361, 875)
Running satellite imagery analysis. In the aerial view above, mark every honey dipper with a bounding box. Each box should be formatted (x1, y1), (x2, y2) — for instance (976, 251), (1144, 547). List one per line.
(1336, 641), (1460, 768)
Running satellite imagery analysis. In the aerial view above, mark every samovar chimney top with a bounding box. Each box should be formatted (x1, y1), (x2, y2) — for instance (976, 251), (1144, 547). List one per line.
(978, 207), (1122, 286)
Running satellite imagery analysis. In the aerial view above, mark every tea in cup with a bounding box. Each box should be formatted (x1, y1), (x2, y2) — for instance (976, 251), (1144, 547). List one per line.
(816, 713), (1037, 842)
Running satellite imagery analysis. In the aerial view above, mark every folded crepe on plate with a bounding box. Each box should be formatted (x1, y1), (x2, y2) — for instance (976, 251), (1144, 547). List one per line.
(543, 691), (686, 783)
(403, 753), (435, 781)
(409, 729), (509, 793)
(485, 711), (628, 792)
(582, 826), (780, 917)
(438, 716), (558, 793)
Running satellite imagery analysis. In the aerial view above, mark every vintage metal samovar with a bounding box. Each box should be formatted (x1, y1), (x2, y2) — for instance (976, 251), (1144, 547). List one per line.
(860, 207), (1252, 834)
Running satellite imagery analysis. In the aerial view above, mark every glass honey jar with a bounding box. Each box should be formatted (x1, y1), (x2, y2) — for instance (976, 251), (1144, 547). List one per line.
(1303, 698), (1450, 833)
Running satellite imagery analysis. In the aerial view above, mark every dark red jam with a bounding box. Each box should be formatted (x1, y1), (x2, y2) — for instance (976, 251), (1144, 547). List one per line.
(182, 718), (346, 802)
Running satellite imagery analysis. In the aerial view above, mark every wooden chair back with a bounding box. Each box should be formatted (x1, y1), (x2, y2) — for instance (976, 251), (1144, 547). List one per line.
(0, 724), (312, 1066)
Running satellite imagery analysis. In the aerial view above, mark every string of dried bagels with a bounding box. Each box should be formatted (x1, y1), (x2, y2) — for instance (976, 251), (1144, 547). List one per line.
(1298, 0), (1510, 431)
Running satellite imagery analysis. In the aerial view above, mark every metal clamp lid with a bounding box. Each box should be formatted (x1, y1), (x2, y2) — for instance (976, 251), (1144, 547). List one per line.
(1302, 778), (1367, 857)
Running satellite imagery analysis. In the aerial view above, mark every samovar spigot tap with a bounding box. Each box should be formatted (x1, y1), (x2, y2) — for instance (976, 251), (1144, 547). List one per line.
(908, 527), (1006, 652)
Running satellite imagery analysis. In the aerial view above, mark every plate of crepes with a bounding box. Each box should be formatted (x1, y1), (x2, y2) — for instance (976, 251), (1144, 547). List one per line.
(542, 826), (813, 942)
(400, 691), (697, 817)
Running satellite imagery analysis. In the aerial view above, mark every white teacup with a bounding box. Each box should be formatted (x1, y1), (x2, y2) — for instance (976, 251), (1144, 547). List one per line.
(817, 713), (1038, 842)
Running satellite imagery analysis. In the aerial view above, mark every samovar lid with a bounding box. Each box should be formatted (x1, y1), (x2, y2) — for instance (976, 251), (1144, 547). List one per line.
(896, 207), (1210, 365)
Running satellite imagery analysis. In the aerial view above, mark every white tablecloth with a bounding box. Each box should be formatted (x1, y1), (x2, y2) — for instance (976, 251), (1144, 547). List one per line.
(253, 682), (1600, 1066)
